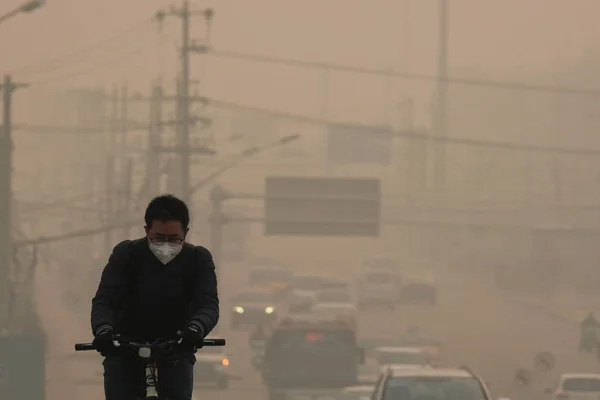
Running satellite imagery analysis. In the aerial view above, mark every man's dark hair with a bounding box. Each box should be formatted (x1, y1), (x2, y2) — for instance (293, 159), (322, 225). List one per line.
(144, 194), (190, 229)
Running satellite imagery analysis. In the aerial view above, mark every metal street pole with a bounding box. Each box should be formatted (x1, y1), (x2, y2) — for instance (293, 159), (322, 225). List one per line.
(0, 75), (27, 330)
(180, 0), (192, 204)
(432, 0), (449, 201)
(156, 2), (213, 204)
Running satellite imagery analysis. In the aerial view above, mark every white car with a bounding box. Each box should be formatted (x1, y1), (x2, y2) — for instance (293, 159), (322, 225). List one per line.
(549, 373), (600, 400)
(371, 366), (497, 400)
(358, 271), (397, 310)
(290, 275), (331, 298)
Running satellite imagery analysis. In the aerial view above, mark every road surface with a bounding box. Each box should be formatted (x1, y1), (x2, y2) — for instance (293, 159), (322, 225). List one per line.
(36, 254), (596, 400)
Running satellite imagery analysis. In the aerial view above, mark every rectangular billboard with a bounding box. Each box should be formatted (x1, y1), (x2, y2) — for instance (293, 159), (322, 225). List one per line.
(264, 176), (381, 236)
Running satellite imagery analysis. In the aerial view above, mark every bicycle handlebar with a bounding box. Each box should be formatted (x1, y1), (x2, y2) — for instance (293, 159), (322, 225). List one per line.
(74, 338), (226, 351)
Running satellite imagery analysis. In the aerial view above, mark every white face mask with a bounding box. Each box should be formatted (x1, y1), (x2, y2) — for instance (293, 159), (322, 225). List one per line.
(148, 241), (182, 265)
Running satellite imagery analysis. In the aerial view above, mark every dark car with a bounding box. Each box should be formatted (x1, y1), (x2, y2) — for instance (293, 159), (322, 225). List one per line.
(194, 345), (231, 389)
(231, 289), (279, 329)
(256, 318), (364, 400)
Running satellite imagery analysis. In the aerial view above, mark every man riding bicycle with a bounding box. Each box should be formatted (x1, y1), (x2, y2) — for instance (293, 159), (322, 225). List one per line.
(91, 194), (219, 400)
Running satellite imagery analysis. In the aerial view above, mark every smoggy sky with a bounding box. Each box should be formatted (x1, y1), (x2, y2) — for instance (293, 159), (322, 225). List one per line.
(2, 0), (600, 130)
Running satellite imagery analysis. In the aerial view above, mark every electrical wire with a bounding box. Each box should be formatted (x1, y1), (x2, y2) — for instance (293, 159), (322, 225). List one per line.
(210, 49), (600, 95)
(204, 96), (600, 156)
(26, 41), (155, 86)
(8, 19), (155, 76)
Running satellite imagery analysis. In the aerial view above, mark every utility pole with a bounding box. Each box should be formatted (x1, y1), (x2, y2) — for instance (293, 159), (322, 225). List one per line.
(146, 84), (163, 198)
(209, 185), (226, 270)
(0, 75), (27, 330)
(121, 158), (133, 238)
(119, 82), (129, 172)
(432, 0), (449, 201)
(157, 1), (213, 205)
(124, 87), (215, 199)
(171, 76), (184, 195)
(104, 85), (119, 254)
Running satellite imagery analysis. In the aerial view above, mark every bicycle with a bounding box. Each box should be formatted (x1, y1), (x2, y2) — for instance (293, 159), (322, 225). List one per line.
(75, 336), (226, 400)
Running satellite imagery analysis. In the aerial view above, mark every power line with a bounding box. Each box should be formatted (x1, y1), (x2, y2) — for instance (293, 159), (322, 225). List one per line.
(8, 19), (154, 76)
(26, 42), (154, 85)
(210, 49), (600, 95)
(204, 96), (600, 156)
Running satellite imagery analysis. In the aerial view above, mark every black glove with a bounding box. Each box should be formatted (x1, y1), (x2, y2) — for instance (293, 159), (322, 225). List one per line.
(181, 322), (204, 351)
(93, 325), (115, 356)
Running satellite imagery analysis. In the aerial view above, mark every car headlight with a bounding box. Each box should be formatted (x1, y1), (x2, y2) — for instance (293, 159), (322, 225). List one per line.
(265, 306), (275, 314)
(222, 357), (230, 367)
(233, 306), (244, 314)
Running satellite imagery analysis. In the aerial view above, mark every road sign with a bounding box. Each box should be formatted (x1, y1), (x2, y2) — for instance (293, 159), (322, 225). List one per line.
(326, 123), (393, 166)
(264, 176), (381, 236)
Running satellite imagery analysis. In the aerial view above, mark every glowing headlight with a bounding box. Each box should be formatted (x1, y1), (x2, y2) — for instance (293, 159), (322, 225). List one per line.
(233, 306), (244, 314)
(265, 306), (275, 314)
(222, 357), (230, 367)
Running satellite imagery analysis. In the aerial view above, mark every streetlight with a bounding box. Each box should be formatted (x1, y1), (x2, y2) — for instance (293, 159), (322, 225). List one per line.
(12, 133), (302, 248)
(189, 133), (301, 195)
(0, 0), (44, 25)
(20, 0), (44, 13)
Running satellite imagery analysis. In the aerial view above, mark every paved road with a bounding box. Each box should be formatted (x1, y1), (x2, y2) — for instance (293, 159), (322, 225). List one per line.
(36, 250), (597, 400)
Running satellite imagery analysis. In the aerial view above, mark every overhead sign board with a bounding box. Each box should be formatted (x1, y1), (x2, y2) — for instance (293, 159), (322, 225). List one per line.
(326, 123), (393, 166)
(264, 176), (381, 237)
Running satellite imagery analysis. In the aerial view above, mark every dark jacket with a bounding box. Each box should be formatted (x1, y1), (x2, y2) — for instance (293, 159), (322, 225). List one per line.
(91, 238), (219, 341)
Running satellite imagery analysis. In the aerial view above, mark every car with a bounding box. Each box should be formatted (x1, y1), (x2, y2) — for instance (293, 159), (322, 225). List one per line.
(288, 291), (315, 313)
(358, 271), (397, 310)
(311, 302), (358, 329)
(194, 345), (231, 389)
(546, 373), (600, 400)
(371, 365), (496, 400)
(248, 264), (292, 298)
(230, 289), (278, 329)
(362, 256), (402, 290)
(338, 385), (375, 400)
(398, 281), (437, 305)
(256, 317), (363, 400)
(372, 346), (430, 367)
(315, 289), (353, 304)
(290, 275), (333, 299)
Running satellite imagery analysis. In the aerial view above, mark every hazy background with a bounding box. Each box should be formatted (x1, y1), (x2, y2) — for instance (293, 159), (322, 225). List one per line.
(4, 1), (600, 400)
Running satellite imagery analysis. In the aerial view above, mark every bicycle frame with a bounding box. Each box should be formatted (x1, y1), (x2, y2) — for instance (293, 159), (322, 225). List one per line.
(116, 341), (162, 400)
(145, 361), (159, 399)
